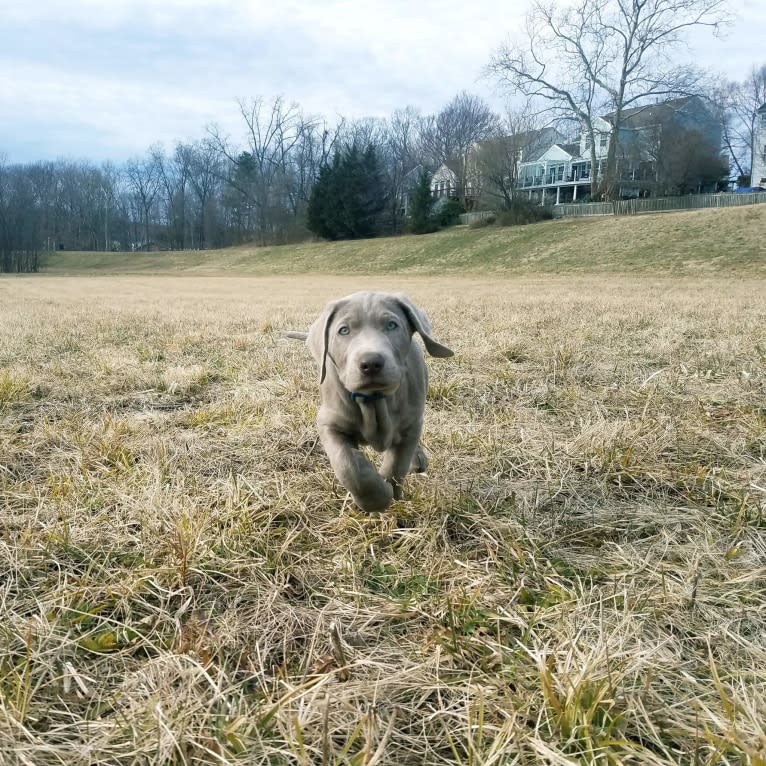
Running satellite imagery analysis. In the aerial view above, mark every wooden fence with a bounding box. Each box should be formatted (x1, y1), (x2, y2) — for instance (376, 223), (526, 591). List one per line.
(505, 191), (766, 220)
(551, 202), (614, 218)
(461, 192), (766, 224)
(459, 210), (497, 225)
(612, 191), (766, 215)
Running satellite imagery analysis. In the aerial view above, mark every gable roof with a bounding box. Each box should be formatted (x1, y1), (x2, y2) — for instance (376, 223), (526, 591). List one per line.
(601, 96), (705, 128)
(536, 143), (578, 162)
(431, 162), (458, 182)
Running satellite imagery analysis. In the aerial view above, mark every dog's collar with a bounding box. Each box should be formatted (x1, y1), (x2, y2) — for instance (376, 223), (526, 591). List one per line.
(348, 390), (386, 403)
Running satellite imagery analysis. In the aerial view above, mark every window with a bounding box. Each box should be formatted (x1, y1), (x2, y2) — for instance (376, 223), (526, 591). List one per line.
(599, 134), (608, 148)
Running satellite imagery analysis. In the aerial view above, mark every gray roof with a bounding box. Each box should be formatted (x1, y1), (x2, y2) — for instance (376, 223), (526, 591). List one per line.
(561, 142), (581, 157)
(601, 96), (699, 127)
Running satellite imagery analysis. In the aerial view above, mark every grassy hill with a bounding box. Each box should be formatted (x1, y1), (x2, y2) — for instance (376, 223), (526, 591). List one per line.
(40, 204), (766, 276)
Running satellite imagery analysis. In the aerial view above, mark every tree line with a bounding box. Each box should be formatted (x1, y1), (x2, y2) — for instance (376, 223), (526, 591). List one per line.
(0, 92), (501, 270)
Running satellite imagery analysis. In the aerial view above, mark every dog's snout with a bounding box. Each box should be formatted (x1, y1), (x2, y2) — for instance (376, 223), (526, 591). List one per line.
(359, 353), (385, 376)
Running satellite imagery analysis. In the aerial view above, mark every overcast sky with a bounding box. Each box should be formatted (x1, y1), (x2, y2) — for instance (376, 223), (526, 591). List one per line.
(1, 0), (763, 164)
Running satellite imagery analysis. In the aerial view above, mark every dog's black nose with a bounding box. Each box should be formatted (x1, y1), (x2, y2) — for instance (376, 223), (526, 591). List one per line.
(359, 353), (385, 376)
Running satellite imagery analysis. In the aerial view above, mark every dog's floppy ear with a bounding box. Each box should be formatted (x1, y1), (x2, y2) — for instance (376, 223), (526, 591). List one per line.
(393, 294), (453, 358)
(306, 299), (342, 384)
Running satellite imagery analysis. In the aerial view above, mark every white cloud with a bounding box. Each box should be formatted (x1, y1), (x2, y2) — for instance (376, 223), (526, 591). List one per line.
(1, 0), (763, 161)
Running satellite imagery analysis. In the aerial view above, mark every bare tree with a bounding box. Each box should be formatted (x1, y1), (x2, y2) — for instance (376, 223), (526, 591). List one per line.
(124, 154), (160, 249)
(186, 139), (221, 249)
(341, 117), (388, 151)
(289, 117), (344, 220)
(420, 92), (501, 207)
(208, 96), (313, 243)
(713, 64), (766, 182)
(99, 162), (120, 251)
(25, 161), (58, 250)
(380, 107), (426, 231)
(0, 157), (41, 272)
(151, 144), (193, 249)
(476, 100), (551, 207)
(489, 0), (730, 199)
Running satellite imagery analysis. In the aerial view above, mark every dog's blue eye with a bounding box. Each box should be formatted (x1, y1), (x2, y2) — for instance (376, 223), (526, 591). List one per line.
(385, 320), (398, 331)
(338, 325), (350, 336)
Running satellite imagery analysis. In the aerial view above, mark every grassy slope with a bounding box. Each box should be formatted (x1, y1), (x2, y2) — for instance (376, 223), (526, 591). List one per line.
(41, 204), (766, 276)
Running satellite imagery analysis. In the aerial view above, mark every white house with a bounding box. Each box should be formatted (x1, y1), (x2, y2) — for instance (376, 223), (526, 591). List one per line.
(430, 127), (565, 208)
(425, 97), (723, 209)
(431, 159), (470, 204)
(517, 98), (724, 202)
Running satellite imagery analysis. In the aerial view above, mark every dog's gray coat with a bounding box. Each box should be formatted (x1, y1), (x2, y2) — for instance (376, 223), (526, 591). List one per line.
(291, 291), (453, 512)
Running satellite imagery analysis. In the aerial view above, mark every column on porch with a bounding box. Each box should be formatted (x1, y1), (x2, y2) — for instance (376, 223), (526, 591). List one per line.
(555, 186), (560, 204)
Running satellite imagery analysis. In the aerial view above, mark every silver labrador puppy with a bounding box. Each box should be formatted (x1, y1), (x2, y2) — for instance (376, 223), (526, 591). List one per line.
(290, 291), (453, 512)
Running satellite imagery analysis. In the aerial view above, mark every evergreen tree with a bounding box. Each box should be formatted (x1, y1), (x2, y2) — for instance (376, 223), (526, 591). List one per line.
(307, 144), (386, 240)
(307, 153), (341, 240)
(408, 169), (436, 234)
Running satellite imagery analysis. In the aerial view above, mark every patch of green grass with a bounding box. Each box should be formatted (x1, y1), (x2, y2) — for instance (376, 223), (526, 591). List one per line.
(0, 369), (29, 407)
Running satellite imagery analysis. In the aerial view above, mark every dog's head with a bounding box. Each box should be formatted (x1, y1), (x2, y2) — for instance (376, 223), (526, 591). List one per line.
(306, 291), (453, 395)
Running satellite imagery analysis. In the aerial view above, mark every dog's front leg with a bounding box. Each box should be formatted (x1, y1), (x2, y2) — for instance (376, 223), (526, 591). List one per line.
(380, 425), (422, 500)
(319, 426), (394, 512)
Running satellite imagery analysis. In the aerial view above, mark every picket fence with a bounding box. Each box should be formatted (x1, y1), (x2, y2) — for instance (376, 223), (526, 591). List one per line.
(463, 191), (766, 221)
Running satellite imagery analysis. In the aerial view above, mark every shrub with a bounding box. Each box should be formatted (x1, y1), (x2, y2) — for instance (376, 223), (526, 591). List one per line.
(433, 199), (465, 228)
(469, 214), (496, 229)
(496, 198), (553, 226)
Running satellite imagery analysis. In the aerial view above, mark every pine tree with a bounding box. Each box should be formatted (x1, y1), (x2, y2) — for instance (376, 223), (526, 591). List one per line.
(408, 169), (436, 234)
(307, 154), (340, 240)
(307, 144), (386, 240)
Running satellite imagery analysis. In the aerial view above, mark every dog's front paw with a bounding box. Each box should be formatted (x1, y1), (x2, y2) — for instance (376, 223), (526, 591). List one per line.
(352, 477), (394, 513)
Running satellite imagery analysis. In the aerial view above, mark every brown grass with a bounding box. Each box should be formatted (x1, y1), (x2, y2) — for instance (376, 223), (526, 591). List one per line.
(1, 274), (765, 764)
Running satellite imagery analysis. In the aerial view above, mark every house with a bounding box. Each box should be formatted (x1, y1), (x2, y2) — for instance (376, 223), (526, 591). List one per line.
(431, 159), (473, 205)
(751, 103), (766, 188)
(425, 97), (723, 211)
(517, 96), (724, 202)
(517, 134), (603, 204)
(430, 127), (565, 209)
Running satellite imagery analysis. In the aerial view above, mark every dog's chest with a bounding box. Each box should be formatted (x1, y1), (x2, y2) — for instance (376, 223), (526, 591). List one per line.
(357, 398), (399, 452)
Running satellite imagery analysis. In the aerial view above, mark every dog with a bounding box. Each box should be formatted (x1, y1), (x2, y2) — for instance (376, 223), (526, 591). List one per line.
(287, 291), (453, 512)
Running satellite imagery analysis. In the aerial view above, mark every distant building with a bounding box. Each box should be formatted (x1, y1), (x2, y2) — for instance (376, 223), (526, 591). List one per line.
(517, 96), (724, 202)
(751, 103), (766, 188)
(429, 96), (725, 208)
(430, 127), (565, 209)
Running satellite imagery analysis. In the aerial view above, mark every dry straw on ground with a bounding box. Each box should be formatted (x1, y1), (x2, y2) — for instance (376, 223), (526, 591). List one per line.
(1, 274), (764, 765)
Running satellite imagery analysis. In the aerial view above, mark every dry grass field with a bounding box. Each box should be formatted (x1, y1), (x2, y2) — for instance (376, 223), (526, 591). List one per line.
(1, 272), (765, 765)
